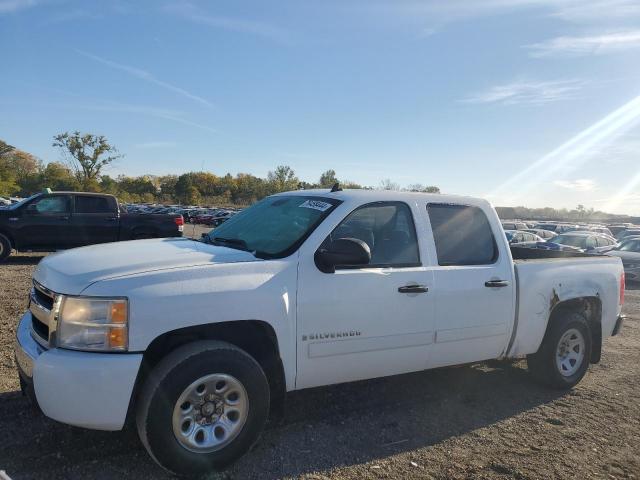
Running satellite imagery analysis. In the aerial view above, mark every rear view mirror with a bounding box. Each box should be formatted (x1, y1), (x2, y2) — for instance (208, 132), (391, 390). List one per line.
(314, 238), (371, 273)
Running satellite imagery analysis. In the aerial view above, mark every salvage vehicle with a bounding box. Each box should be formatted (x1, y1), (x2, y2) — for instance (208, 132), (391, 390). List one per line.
(0, 190), (184, 262)
(547, 232), (618, 253)
(14, 189), (625, 475)
(610, 237), (640, 282)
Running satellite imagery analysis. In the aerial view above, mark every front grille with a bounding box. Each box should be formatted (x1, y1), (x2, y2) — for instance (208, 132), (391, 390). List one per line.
(33, 285), (54, 311)
(32, 315), (49, 339)
(29, 280), (55, 345)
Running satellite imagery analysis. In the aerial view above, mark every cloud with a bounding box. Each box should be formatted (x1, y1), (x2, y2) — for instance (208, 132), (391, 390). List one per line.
(162, 1), (289, 42)
(462, 79), (585, 105)
(134, 141), (178, 149)
(554, 179), (597, 191)
(75, 49), (214, 108)
(527, 30), (640, 57)
(549, 0), (640, 23)
(380, 0), (640, 23)
(0, 0), (36, 14)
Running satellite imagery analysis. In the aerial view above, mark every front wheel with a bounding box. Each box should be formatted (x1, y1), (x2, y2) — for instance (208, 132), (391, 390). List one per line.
(0, 234), (12, 262)
(136, 340), (270, 476)
(527, 311), (592, 389)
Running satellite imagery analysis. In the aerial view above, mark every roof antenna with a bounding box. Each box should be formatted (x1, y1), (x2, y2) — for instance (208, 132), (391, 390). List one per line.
(330, 182), (342, 192)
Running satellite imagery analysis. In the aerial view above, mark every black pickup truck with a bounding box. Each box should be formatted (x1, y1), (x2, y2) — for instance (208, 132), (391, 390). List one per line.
(0, 191), (183, 262)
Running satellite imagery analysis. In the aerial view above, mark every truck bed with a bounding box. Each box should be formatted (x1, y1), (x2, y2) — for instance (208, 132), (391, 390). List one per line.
(511, 245), (594, 260)
(507, 248), (623, 359)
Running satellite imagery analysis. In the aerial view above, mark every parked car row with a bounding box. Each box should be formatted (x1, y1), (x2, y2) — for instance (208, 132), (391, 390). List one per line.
(0, 196), (24, 206)
(0, 190), (184, 262)
(123, 203), (241, 227)
(501, 219), (640, 281)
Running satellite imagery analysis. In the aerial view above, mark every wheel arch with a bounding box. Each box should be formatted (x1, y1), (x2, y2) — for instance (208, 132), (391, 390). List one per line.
(0, 229), (15, 249)
(546, 296), (602, 364)
(127, 320), (286, 424)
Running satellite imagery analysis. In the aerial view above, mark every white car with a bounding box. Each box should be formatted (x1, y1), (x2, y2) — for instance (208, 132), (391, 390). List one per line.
(15, 189), (625, 475)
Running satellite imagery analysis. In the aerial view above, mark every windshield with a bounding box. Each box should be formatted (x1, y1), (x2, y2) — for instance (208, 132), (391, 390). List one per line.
(618, 240), (640, 252)
(205, 195), (341, 258)
(550, 234), (587, 248)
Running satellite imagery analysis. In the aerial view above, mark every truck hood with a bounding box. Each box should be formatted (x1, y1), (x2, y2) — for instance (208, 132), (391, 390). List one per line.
(33, 238), (260, 295)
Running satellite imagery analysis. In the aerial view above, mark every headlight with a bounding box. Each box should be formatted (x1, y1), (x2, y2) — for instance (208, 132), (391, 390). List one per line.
(57, 296), (128, 351)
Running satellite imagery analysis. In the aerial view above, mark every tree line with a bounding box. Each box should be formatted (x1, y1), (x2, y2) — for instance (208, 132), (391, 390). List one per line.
(0, 132), (440, 206)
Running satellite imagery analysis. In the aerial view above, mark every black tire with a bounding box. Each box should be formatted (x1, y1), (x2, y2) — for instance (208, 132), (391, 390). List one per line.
(527, 311), (592, 389)
(136, 340), (270, 476)
(0, 234), (11, 262)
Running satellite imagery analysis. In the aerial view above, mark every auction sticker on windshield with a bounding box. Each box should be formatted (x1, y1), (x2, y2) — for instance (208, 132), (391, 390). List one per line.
(299, 200), (332, 211)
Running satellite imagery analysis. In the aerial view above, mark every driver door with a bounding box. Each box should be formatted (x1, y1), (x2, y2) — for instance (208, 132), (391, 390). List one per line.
(17, 194), (72, 250)
(296, 201), (435, 389)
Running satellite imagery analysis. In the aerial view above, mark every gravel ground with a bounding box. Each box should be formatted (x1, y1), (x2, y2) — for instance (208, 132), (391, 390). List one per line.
(1, 252), (639, 480)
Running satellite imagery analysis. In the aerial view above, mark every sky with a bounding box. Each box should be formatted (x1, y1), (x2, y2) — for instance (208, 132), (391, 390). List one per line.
(1, 0), (640, 214)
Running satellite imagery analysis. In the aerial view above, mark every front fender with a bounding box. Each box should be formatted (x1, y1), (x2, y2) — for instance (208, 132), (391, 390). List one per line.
(81, 258), (299, 390)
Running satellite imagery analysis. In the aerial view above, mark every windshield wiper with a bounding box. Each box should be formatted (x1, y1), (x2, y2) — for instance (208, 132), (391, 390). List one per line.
(210, 236), (268, 259)
(212, 236), (250, 251)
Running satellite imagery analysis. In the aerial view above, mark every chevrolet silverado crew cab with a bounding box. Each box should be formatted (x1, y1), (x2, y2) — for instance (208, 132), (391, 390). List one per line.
(15, 189), (625, 475)
(0, 190), (184, 262)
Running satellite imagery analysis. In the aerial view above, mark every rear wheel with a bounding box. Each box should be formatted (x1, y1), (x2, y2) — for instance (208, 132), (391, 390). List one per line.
(0, 234), (12, 262)
(527, 311), (592, 389)
(136, 340), (270, 476)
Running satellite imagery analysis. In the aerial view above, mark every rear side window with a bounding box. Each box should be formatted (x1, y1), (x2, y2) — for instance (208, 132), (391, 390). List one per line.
(427, 204), (498, 266)
(75, 196), (112, 214)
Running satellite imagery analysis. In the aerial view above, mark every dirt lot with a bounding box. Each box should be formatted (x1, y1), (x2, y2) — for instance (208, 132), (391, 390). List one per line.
(1, 253), (639, 480)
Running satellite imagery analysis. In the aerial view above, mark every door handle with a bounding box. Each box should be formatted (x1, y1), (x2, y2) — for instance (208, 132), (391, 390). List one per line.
(398, 284), (428, 294)
(57, 216), (69, 221)
(106, 217), (117, 222)
(485, 280), (509, 288)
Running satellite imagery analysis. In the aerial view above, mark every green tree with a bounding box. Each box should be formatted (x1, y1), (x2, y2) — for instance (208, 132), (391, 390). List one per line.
(319, 169), (338, 188)
(407, 183), (440, 193)
(41, 162), (80, 191)
(267, 165), (298, 193)
(175, 174), (195, 204)
(52, 131), (122, 188)
(379, 179), (400, 191)
(0, 139), (15, 157)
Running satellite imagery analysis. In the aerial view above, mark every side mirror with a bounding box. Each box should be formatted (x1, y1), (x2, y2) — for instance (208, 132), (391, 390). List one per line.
(25, 204), (38, 215)
(314, 238), (371, 273)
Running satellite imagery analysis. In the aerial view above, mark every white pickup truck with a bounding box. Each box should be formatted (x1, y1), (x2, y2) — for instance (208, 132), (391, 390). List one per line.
(15, 189), (625, 475)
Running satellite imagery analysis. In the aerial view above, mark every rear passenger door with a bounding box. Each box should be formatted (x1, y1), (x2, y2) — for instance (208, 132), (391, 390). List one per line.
(69, 195), (119, 247)
(425, 203), (516, 368)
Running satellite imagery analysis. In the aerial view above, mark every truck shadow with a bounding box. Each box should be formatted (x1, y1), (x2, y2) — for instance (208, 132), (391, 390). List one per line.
(0, 360), (568, 479)
(3, 255), (45, 265)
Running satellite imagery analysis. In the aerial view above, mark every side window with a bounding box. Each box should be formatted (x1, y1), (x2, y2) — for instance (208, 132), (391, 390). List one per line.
(28, 196), (70, 215)
(323, 202), (420, 268)
(427, 203), (498, 266)
(586, 236), (597, 249)
(75, 196), (112, 214)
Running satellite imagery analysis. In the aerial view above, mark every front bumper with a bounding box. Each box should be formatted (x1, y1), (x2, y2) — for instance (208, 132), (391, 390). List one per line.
(14, 312), (143, 431)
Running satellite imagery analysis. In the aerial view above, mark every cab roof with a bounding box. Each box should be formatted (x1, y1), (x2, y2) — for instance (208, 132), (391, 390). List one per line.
(272, 188), (491, 208)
